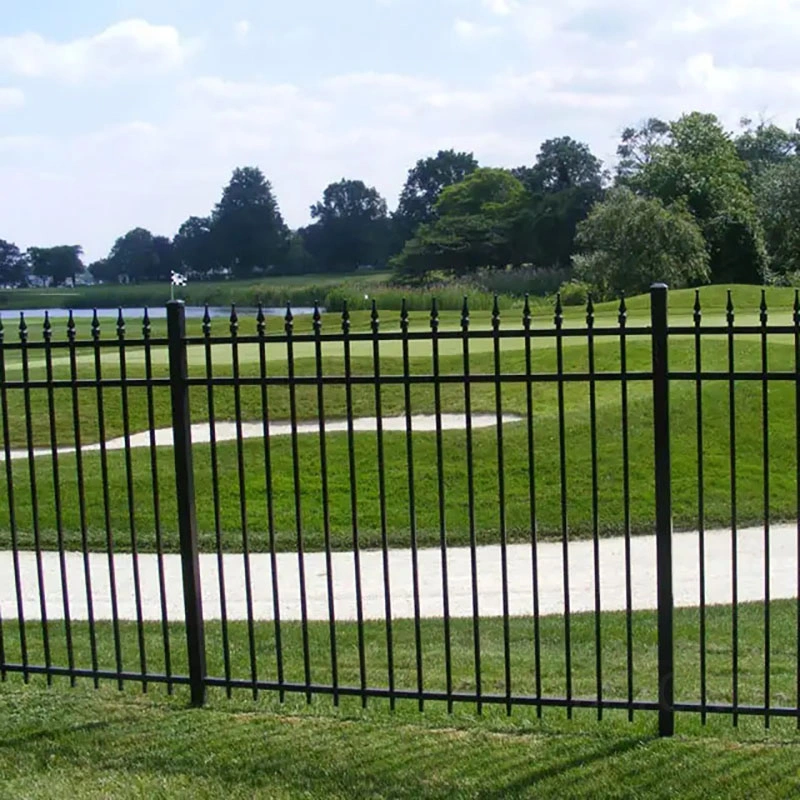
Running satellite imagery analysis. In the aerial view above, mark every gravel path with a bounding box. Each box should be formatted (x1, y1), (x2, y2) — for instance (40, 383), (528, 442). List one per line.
(1, 524), (796, 622)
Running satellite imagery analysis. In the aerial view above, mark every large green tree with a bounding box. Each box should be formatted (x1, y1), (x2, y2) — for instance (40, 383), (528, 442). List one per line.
(174, 216), (219, 276)
(212, 167), (289, 277)
(105, 227), (174, 283)
(755, 156), (800, 278)
(0, 239), (29, 287)
(303, 179), (390, 271)
(615, 118), (670, 181)
(626, 112), (767, 283)
(512, 137), (605, 268)
(27, 245), (84, 287)
(395, 149), (479, 237)
(392, 168), (529, 278)
(736, 117), (800, 180)
(574, 187), (710, 296)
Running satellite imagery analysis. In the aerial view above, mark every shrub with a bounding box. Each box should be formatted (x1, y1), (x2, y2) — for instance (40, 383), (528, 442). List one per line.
(574, 187), (710, 296)
(557, 280), (592, 306)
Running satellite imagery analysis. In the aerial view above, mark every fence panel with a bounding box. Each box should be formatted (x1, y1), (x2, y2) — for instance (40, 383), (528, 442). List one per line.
(0, 287), (798, 736)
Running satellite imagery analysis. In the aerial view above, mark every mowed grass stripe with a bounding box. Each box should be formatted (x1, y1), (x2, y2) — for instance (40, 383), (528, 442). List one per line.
(2, 600), (799, 721)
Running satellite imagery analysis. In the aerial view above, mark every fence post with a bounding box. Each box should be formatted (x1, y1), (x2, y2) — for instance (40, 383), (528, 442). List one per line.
(650, 283), (674, 737)
(167, 300), (207, 707)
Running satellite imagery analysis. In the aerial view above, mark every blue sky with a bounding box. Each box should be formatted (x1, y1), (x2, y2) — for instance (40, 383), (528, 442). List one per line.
(2, 0), (800, 262)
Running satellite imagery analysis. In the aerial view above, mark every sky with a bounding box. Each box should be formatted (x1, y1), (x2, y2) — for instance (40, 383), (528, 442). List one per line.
(2, 0), (800, 263)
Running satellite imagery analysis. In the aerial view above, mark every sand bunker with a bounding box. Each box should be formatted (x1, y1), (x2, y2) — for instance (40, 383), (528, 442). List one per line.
(0, 413), (523, 462)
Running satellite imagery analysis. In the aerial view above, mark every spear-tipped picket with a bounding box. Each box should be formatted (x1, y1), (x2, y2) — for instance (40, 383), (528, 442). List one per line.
(794, 290), (800, 326)
(554, 293), (564, 330)
(67, 309), (76, 342)
(693, 289), (702, 327)
(430, 297), (439, 331)
(142, 307), (151, 339)
(461, 296), (470, 332)
(256, 303), (266, 337)
(43, 310), (52, 342)
(229, 304), (239, 336)
(491, 294), (501, 332)
(760, 288), (768, 327)
(19, 311), (28, 342)
(284, 302), (294, 335)
(202, 304), (211, 337)
(116, 307), (125, 339)
(522, 294), (532, 331)
(341, 301), (350, 334)
(312, 301), (322, 335)
(726, 289), (735, 326)
(91, 308), (100, 341)
(0, 313), (4, 344)
(586, 294), (595, 329)
(618, 292), (628, 328)
(370, 299), (380, 334)
(400, 298), (409, 333)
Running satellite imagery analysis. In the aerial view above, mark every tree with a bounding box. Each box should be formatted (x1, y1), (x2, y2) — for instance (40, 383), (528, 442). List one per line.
(755, 156), (800, 277)
(395, 149), (478, 237)
(513, 137), (605, 268)
(283, 230), (316, 274)
(0, 239), (29, 287)
(736, 117), (800, 179)
(152, 235), (178, 280)
(573, 187), (710, 297)
(628, 112), (768, 283)
(392, 168), (529, 278)
(516, 136), (604, 193)
(174, 216), (219, 276)
(106, 227), (171, 283)
(304, 179), (390, 271)
(615, 118), (670, 181)
(27, 245), (84, 287)
(88, 258), (117, 283)
(212, 167), (289, 277)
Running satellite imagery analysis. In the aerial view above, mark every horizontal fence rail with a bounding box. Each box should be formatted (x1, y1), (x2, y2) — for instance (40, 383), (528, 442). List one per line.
(1, 286), (799, 736)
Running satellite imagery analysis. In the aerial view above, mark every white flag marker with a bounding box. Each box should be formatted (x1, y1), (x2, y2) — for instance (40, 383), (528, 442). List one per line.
(170, 271), (187, 300)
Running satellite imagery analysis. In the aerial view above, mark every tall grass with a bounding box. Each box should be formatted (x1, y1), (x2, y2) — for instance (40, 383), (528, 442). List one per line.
(323, 283), (519, 312)
(473, 266), (571, 297)
(0, 267), (564, 314)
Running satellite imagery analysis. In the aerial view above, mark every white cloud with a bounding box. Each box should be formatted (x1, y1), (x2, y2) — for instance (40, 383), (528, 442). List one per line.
(483, 0), (519, 14)
(233, 20), (251, 41)
(0, 87), (24, 109)
(454, 19), (502, 40)
(5, 1), (800, 259)
(0, 19), (197, 83)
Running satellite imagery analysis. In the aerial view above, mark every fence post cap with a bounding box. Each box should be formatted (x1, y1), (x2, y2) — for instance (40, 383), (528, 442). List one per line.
(650, 283), (669, 291)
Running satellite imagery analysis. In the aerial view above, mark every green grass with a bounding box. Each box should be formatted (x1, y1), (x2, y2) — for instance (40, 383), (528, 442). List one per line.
(2, 601), (799, 722)
(1, 601), (800, 797)
(1, 689), (799, 799)
(1, 285), (799, 553)
(2, 689), (799, 799)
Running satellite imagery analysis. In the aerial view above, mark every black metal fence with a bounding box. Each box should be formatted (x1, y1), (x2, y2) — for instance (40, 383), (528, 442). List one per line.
(0, 284), (799, 737)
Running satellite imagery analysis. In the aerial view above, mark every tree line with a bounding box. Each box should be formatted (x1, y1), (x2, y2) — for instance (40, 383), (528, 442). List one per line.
(2, 111), (799, 295)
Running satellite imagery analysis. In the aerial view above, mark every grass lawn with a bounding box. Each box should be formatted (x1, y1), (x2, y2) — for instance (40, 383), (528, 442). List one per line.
(2, 600), (800, 798)
(1, 688), (799, 799)
(1, 286), (799, 553)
